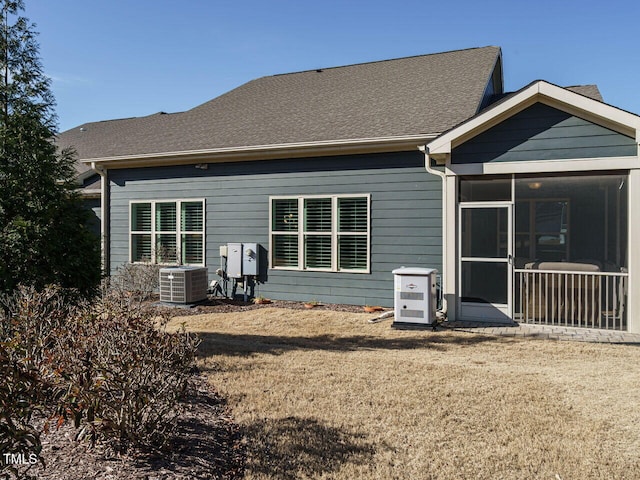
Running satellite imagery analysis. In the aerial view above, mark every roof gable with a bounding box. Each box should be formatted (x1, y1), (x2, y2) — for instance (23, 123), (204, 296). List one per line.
(427, 81), (640, 162)
(451, 102), (637, 164)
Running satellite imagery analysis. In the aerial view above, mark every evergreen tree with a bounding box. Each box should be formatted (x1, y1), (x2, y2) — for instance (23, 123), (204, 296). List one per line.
(0, 0), (100, 295)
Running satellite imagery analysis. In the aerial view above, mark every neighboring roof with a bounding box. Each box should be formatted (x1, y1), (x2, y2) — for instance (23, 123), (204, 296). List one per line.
(564, 85), (603, 102)
(427, 80), (640, 160)
(489, 84), (603, 106)
(58, 46), (502, 165)
(79, 176), (101, 198)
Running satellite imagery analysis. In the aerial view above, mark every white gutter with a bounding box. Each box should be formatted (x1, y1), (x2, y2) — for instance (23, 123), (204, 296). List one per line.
(418, 145), (448, 316)
(81, 134), (439, 168)
(91, 162), (109, 273)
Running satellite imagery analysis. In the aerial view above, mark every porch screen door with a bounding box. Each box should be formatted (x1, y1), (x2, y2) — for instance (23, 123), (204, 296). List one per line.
(459, 204), (512, 320)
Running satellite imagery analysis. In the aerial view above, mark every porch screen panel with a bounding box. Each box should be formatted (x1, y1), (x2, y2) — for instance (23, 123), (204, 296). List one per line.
(514, 173), (627, 269)
(461, 208), (507, 258)
(461, 262), (508, 304)
(460, 176), (511, 202)
(515, 201), (531, 263)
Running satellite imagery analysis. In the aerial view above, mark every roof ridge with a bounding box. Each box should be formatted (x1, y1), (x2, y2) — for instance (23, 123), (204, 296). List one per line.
(76, 111), (183, 127)
(564, 84), (597, 88)
(271, 45), (500, 77)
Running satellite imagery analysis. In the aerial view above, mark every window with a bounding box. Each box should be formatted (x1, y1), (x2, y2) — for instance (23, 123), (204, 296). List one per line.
(130, 199), (205, 265)
(270, 195), (370, 272)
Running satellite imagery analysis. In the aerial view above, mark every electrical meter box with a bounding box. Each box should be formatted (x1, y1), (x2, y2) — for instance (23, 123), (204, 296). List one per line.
(242, 243), (259, 276)
(226, 242), (261, 278)
(392, 267), (438, 325)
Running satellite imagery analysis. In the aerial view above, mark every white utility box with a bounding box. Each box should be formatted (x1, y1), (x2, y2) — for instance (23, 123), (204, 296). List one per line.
(242, 243), (259, 276)
(392, 267), (438, 325)
(159, 266), (208, 304)
(227, 243), (243, 278)
(226, 242), (261, 278)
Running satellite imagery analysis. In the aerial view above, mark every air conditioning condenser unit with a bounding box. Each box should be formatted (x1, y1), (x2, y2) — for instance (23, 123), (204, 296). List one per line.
(159, 266), (208, 304)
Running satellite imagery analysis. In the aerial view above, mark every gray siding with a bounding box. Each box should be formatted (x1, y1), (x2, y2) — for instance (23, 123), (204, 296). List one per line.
(452, 103), (637, 164)
(108, 151), (442, 307)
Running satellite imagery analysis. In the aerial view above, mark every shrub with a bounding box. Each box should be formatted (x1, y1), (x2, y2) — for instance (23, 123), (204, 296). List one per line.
(0, 342), (44, 480)
(0, 286), (80, 478)
(0, 285), (79, 365)
(109, 263), (161, 303)
(0, 284), (200, 460)
(52, 295), (200, 452)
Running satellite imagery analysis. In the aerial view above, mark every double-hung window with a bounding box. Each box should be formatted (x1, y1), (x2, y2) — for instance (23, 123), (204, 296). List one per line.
(270, 195), (370, 273)
(130, 199), (205, 265)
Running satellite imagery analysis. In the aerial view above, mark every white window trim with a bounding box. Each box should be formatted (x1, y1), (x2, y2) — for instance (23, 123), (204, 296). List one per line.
(129, 198), (206, 266)
(269, 194), (371, 274)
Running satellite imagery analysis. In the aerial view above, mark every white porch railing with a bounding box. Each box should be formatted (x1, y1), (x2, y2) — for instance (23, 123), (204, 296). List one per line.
(514, 269), (628, 330)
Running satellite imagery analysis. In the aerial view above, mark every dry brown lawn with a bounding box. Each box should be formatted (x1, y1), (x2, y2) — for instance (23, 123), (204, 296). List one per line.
(168, 308), (640, 480)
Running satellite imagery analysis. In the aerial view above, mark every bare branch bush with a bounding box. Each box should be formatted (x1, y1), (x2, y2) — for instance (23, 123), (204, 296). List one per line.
(52, 299), (200, 452)
(0, 285), (78, 479)
(0, 283), (201, 469)
(107, 263), (161, 304)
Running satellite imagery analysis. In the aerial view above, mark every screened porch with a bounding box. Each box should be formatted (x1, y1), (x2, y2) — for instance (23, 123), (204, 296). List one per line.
(459, 172), (628, 330)
(513, 173), (628, 329)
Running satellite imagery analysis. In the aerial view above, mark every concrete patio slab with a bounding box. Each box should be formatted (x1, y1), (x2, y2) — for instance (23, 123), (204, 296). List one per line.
(443, 321), (640, 344)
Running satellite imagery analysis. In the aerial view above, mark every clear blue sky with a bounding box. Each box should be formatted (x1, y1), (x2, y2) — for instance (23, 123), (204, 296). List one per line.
(25, 0), (640, 132)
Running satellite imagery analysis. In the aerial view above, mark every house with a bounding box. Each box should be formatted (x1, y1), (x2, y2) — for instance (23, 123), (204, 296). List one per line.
(59, 46), (640, 333)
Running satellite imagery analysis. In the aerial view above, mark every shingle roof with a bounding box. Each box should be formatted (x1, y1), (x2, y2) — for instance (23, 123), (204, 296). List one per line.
(489, 84), (604, 106)
(564, 85), (603, 102)
(58, 46), (502, 163)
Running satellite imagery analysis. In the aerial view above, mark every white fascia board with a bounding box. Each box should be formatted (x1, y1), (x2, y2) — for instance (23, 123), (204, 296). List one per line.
(445, 156), (640, 176)
(80, 134), (439, 169)
(538, 82), (640, 138)
(428, 80), (640, 156)
(427, 83), (541, 155)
